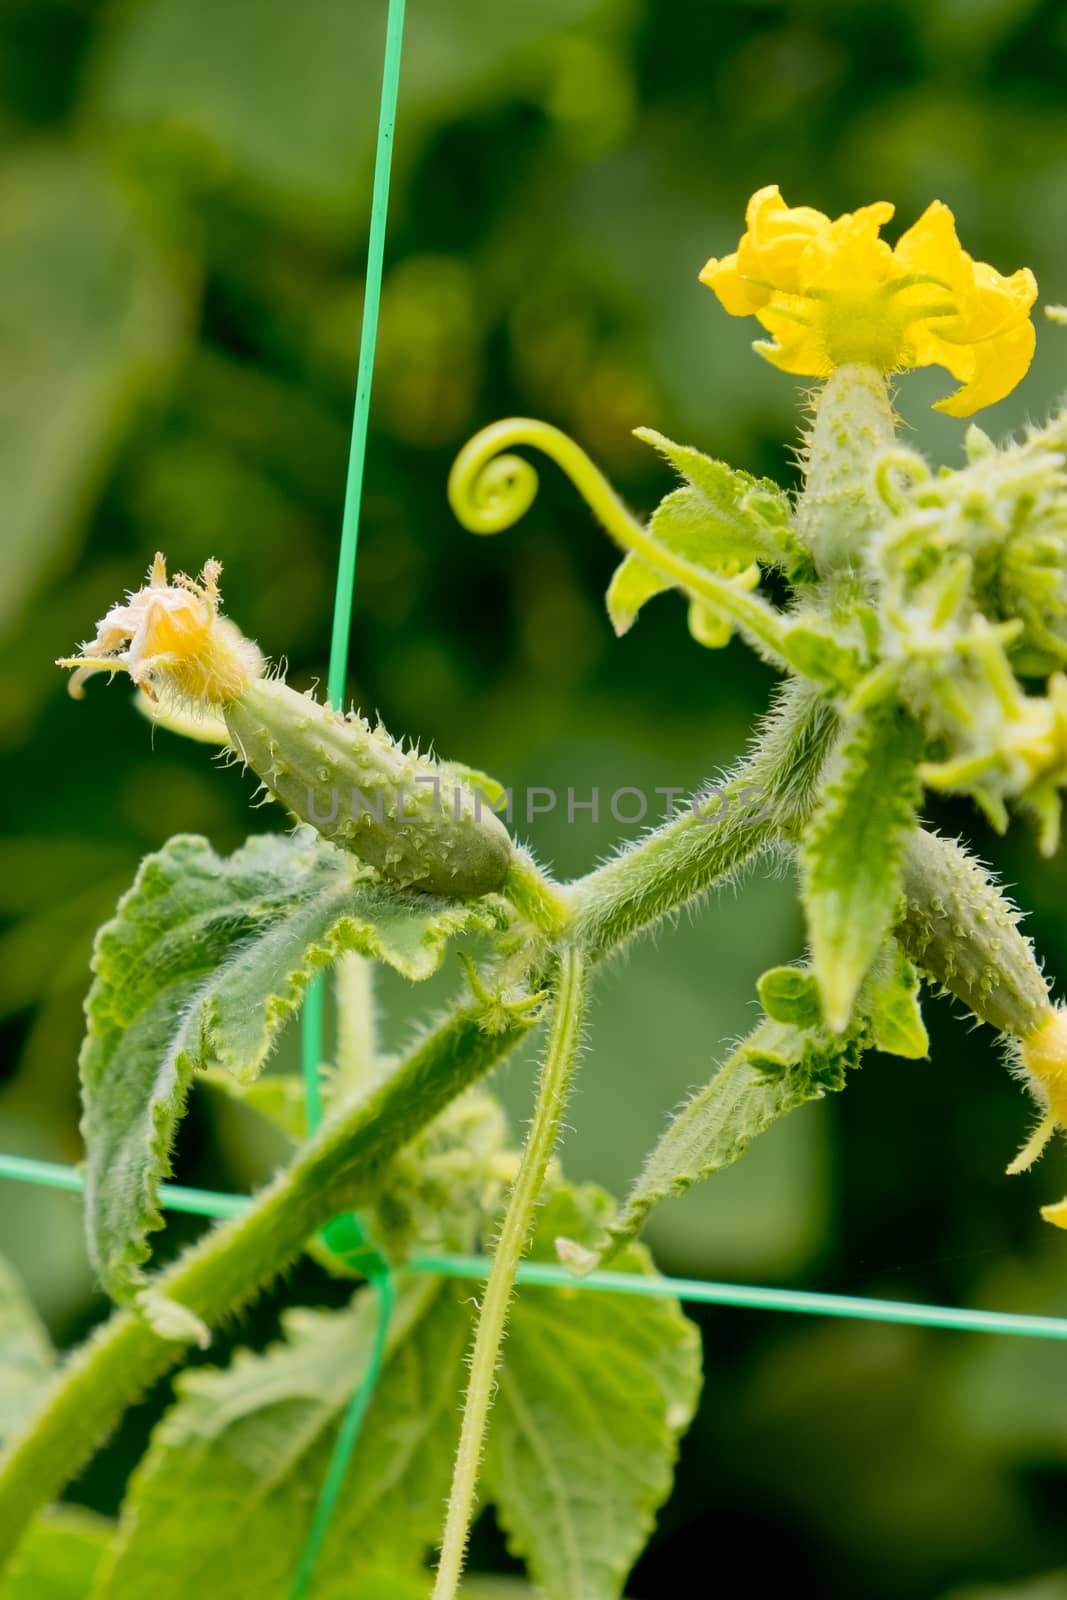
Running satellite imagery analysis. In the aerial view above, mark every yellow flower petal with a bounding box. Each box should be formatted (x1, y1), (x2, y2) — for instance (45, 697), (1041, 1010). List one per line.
(745, 183), (829, 239)
(698, 251), (764, 315)
(753, 301), (831, 376)
(892, 200), (967, 292)
(699, 187), (1038, 414)
(932, 316), (1037, 417)
(753, 339), (832, 377)
(700, 186), (830, 313)
(795, 203), (895, 295)
(738, 184), (830, 295)
(962, 261), (1038, 341)
(1041, 1196), (1067, 1230)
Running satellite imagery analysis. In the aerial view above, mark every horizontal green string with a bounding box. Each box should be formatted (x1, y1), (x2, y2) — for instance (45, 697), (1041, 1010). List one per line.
(4, 1151), (1067, 1342)
(0, 1153), (251, 1219)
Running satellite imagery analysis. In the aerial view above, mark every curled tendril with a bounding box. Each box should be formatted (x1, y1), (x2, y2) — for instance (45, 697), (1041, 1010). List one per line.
(874, 448), (931, 515)
(447, 417), (647, 551)
(448, 416), (798, 668)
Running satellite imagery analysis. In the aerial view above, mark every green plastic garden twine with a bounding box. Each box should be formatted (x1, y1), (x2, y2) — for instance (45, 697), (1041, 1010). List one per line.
(288, 0), (406, 1594)
(6, 1153), (1067, 1343)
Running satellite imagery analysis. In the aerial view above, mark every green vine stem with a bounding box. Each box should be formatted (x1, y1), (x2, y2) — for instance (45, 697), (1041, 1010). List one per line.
(503, 849), (572, 937)
(448, 417), (794, 665)
(432, 945), (588, 1600)
(573, 678), (835, 960)
(0, 1004), (534, 1567)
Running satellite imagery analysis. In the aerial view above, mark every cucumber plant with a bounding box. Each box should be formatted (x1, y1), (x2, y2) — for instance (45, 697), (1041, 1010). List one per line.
(1, 186), (1066, 1599)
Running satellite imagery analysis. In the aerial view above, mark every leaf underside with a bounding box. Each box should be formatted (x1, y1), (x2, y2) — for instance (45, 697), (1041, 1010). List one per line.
(80, 828), (503, 1301)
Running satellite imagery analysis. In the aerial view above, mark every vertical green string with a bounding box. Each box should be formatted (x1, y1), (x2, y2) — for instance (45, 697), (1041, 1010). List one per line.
(292, 1), (406, 1593)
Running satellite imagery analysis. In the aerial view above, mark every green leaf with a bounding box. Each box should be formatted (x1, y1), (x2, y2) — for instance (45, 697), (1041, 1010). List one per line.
(801, 706), (922, 1032)
(594, 1016), (865, 1264)
(780, 623), (863, 690)
(608, 428), (808, 651)
(461, 1585), (535, 1599)
(1, 1507), (112, 1600)
(610, 540), (793, 664)
(598, 1034), (813, 1257)
(605, 553), (672, 636)
(866, 942), (929, 1060)
(0, 1253), (54, 1449)
(95, 1173), (695, 1600)
(81, 829), (502, 1303)
(757, 965), (822, 1028)
(344, 1577), (434, 1600)
(484, 1183), (702, 1600)
(0, 149), (184, 636)
(97, 1278), (469, 1597)
(635, 427), (804, 575)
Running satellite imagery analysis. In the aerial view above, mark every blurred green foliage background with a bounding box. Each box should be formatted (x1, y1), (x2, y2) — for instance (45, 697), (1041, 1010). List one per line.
(5, 0), (1067, 1593)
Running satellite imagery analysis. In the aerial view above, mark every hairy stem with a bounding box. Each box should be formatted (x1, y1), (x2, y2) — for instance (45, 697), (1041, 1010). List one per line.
(0, 1004), (534, 1569)
(433, 946), (587, 1600)
(503, 849), (572, 938)
(573, 679), (836, 961)
(798, 363), (896, 576)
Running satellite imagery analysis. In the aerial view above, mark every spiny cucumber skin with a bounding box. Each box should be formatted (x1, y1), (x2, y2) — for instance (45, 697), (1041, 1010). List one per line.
(897, 828), (1049, 1039)
(224, 678), (512, 898)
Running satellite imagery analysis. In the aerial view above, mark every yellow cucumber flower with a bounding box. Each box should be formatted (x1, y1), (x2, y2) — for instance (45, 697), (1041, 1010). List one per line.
(57, 553), (262, 708)
(700, 186), (1037, 417)
(1015, 1007), (1067, 1228)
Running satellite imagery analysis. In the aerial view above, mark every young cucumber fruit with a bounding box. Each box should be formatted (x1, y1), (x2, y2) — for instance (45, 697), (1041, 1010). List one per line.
(898, 827), (1049, 1039)
(56, 556), (514, 900)
(224, 677), (512, 898)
